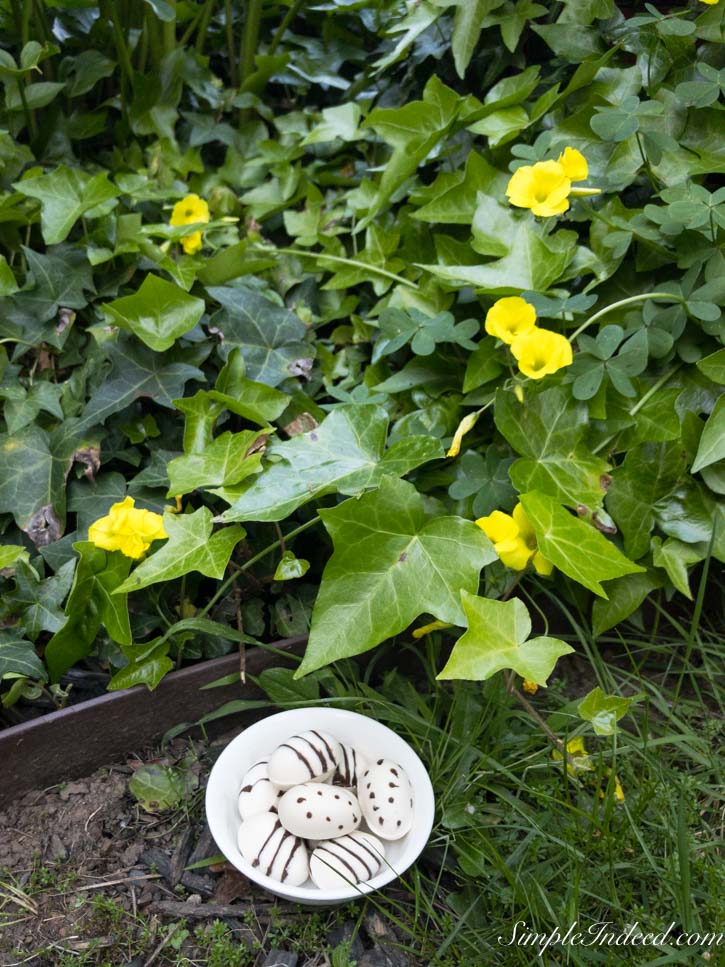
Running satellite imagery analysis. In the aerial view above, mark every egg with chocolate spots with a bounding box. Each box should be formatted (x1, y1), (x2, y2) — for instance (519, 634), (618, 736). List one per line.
(359, 759), (413, 840)
(278, 783), (361, 840)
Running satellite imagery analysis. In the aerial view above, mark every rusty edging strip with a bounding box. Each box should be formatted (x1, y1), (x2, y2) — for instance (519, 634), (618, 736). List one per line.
(0, 637), (308, 808)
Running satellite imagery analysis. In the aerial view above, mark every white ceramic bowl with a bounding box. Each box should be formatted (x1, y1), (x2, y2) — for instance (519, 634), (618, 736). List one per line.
(205, 707), (435, 905)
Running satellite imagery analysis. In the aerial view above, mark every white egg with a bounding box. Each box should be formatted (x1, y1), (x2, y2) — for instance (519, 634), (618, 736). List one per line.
(359, 759), (414, 840)
(237, 812), (309, 886)
(268, 730), (341, 788)
(309, 831), (386, 890)
(334, 744), (370, 789)
(237, 758), (283, 821)
(278, 782), (361, 840)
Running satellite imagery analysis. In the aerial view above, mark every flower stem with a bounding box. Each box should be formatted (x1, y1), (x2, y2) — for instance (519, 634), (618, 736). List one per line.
(249, 245), (419, 291)
(568, 292), (685, 343)
(592, 364), (682, 456)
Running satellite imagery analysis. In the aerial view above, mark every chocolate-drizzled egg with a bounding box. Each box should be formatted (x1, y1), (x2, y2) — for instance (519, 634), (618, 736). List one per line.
(268, 730), (341, 789)
(237, 758), (283, 820)
(359, 758), (413, 841)
(237, 812), (308, 886)
(334, 744), (369, 788)
(278, 782), (361, 840)
(309, 831), (386, 890)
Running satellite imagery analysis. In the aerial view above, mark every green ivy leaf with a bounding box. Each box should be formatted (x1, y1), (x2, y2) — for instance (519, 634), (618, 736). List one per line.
(450, 0), (505, 77)
(5, 558), (75, 640)
(45, 543), (132, 682)
(651, 536), (704, 600)
(520, 491), (645, 597)
(0, 632), (46, 681)
(0, 545), (30, 571)
(222, 403), (442, 523)
(419, 225), (577, 294)
(412, 152), (504, 225)
(691, 397), (725, 473)
(296, 477), (496, 676)
(606, 441), (688, 559)
(78, 338), (204, 432)
(496, 387), (610, 509)
(577, 686), (637, 735)
(115, 508), (245, 594)
(108, 639), (174, 691)
(274, 551), (311, 581)
(14, 165), (119, 245)
(102, 275), (205, 352)
(591, 571), (661, 636)
(0, 423), (96, 538)
(437, 592), (573, 685)
(166, 429), (267, 496)
(362, 75), (461, 225)
(207, 284), (313, 386)
(12, 246), (94, 326)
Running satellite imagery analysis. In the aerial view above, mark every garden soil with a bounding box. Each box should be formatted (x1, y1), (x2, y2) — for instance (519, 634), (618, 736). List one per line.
(0, 732), (414, 966)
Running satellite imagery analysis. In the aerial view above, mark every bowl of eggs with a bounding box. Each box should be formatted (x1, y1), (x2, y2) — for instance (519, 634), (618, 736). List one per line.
(205, 707), (435, 905)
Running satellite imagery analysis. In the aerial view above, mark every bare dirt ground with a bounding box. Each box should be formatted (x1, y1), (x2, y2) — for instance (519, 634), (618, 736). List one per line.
(0, 733), (414, 967)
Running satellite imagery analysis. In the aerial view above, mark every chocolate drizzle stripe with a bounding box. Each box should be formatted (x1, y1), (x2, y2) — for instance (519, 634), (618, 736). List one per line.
(281, 838), (301, 883)
(253, 818), (282, 866)
(310, 730), (336, 767)
(279, 742), (314, 778)
(299, 733), (328, 771)
(340, 745), (351, 784)
(326, 839), (376, 878)
(351, 835), (384, 868)
(315, 845), (360, 882)
(266, 828), (293, 877)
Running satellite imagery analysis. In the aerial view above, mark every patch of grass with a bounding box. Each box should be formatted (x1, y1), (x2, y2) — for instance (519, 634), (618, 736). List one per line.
(300, 603), (724, 966)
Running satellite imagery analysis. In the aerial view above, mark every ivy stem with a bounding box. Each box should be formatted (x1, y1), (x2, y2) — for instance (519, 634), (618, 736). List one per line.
(199, 515), (321, 620)
(592, 363), (682, 456)
(239, 0), (263, 86)
(249, 245), (419, 291)
(568, 292), (685, 343)
(224, 0), (238, 87)
(268, 0), (303, 55)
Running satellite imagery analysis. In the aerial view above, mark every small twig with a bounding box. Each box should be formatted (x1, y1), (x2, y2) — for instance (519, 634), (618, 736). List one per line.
(69, 873), (162, 892)
(143, 921), (183, 967)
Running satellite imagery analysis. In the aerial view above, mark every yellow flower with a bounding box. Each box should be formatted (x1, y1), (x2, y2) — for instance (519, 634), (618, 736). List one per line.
(510, 328), (573, 380)
(522, 679), (539, 695)
(599, 771), (625, 802)
(700, 0), (719, 4)
(557, 147), (588, 181)
(553, 736), (593, 775)
(506, 160), (571, 217)
(88, 497), (167, 560)
(485, 296), (537, 345)
(170, 193), (210, 255)
(476, 503), (553, 575)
